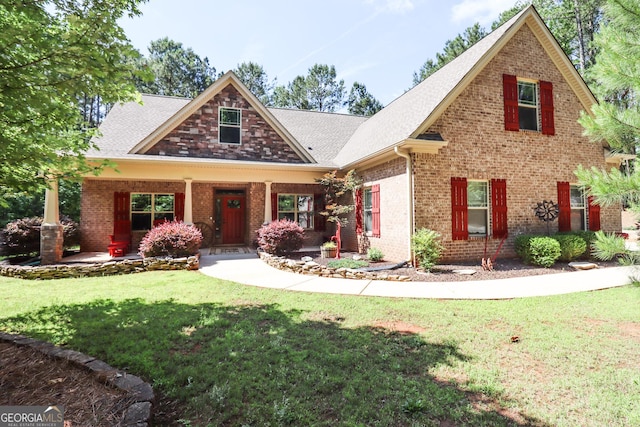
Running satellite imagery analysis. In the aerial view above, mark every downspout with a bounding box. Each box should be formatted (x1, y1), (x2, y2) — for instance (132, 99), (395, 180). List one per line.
(394, 146), (415, 266)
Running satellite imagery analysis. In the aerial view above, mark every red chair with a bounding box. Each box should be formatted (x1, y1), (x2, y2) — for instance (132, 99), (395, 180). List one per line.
(108, 220), (131, 257)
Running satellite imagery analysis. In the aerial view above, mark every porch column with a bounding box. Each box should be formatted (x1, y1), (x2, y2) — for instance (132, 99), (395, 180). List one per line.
(264, 181), (272, 224)
(184, 178), (193, 224)
(40, 179), (63, 265)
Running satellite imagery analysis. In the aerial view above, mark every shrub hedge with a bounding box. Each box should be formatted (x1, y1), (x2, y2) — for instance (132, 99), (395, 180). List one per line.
(138, 221), (202, 258)
(256, 219), (305, 255)
(515, 234), (561, 267)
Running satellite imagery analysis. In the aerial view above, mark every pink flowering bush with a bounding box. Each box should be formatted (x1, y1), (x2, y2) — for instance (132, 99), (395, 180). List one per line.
(138, 221), (202, 258)
(256, 219), (305, 255)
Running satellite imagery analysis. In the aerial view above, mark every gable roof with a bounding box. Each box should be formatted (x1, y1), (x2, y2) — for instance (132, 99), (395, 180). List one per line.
(90, 5), (597, 170)
(127, 71), (316, 163)
(334, 5), (598, 168)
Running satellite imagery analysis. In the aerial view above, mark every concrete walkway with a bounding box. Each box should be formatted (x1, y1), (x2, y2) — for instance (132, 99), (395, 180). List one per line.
(199, 253), (637, 300)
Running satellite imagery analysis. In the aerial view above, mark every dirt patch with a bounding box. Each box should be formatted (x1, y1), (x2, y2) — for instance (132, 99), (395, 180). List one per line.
(291, 251), (619, 282)
(618, 321), (640, 342)
(372, 321), (427, 334)
(0, 342), (135, 426)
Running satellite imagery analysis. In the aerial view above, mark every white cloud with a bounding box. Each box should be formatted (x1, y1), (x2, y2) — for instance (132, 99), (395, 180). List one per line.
(450, 0), (517, 25)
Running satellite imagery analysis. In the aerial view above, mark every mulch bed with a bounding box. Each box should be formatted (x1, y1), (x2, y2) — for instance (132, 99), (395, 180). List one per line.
(290, 251), (620, 282)
(0, 342), (135, 426)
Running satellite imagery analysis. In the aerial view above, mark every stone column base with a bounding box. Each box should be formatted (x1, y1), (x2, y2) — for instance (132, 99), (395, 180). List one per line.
(40, 224), (64, 265)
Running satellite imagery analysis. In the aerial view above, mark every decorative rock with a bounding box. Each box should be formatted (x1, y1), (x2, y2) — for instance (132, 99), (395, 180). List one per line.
(352, 255), (363, 261)
(301, 256), (313, 262)
(453, 269), (477, 275)
(568, 262), (598, 270)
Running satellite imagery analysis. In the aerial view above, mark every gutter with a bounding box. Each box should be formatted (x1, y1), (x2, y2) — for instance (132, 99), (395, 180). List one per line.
(394, 146), (415, 266)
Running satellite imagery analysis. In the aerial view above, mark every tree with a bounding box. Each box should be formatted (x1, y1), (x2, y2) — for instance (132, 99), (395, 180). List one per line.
(234, 62), (275, 106)
(412, 23), (487, 85)
(347, 82), (383, 116)
(0, 0), (146, 202)
(136, 37), (218, 98)
(575, 0), (640, 205)
(273, 64), (346, 112)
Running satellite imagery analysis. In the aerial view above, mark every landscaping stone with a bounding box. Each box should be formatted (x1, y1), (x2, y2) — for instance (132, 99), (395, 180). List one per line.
(568, 262), (598, 270)
(258, 252), (411, 282)
(453, 269), (477, 275)
(0, 255), (199, 280)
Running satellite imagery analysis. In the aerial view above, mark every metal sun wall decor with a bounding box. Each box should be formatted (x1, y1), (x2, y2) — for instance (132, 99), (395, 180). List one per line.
(534, 200), (559, 235)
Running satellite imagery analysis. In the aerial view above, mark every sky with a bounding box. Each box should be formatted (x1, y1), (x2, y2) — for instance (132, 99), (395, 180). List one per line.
(119, 0), (519, 106)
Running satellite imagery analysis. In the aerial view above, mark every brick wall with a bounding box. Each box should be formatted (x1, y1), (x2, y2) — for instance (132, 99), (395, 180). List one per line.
(356, 158), (411, 262)
(147, 84), (305, 163)
(81, 179), (327, 252)
(411, 24), (620, 262)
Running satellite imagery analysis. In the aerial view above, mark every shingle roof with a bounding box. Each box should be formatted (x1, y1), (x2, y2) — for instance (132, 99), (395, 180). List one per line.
(88, 94), (190, 158)
(333, 7), (529, 167)
(268, 108), (367, 166)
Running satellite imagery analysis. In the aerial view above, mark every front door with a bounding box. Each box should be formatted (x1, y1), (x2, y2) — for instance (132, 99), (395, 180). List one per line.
(221, 195), (245, 244)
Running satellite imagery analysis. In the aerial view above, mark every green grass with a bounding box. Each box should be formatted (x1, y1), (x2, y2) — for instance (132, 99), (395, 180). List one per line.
(1, 271), (639, 426)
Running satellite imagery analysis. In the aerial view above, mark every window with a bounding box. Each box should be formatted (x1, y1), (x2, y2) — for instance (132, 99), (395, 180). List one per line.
(363, 188), (373, 233)
(451, 178), (508, 240)
(467, 181), (489, 236)
(518, 81), (538, 131)
(570, 185), (586, 231)
(277, 194), (314, 229)
(131, 193), (174, 231)
(503, 74), (554, 135)
(219, 107), (241, 144)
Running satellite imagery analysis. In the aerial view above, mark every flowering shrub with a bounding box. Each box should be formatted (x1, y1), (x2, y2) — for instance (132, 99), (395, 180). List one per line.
(0, 216), (80, 257)
(138, 221), (202, 258)
(256, 219), (305, 255)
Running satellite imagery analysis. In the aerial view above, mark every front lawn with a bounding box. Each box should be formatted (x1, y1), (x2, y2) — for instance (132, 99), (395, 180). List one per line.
(0, 271), (638, 426)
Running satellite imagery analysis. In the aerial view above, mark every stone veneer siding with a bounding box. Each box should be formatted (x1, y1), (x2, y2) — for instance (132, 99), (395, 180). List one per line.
(146, 85), (305, 163)
(410, 24), (620, 262)
(81, 179), (327, 253)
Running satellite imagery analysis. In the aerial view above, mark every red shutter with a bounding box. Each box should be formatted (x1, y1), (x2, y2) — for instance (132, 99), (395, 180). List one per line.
(113, 192), (130, 235)
(271, 193), (278, 221)
(557, 182), (571, 232)
(588, 196), (601, 231)
(371, 184), (380, 238)
(540, 80), (555, 135)
(491, 179), (508, 238)
(355, 188), (363, 234)
(314, 193), (326, 231)
(175, 192), (185, 222)
(503, 74), (519, 131)
(451, 177), (468, 240)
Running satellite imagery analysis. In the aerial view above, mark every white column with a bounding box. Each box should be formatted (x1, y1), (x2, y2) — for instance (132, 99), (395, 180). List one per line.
(184, 178), (193, 224)
(43, 179), (60, 225)
(264, 181), (272, 224)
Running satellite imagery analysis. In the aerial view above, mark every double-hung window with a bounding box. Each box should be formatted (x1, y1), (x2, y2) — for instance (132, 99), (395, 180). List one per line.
(517, 80), (538, 131)
(363, 188), (373, 233)
(503, 74), (554, 135)
(570, 185), (586, 231)
(467, 181), (489, 236)
(277, 194), (314, 229)
(451, 178), (508, 240)
(131, 193), (175, 231)
(219, 107), (241, 144)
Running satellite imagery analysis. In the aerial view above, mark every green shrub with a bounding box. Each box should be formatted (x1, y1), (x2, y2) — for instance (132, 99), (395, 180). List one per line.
(591, 231), (627, 261)
(256, 219), (305, 255)
(552, 234), (587, 261)
(411, 228), (444, 271)
(528, 237), (561, 267)
(138, 221), (202, 258)
(327, 259), (369, 269)
(573, 230), (597, 253)
(367, 247), (384, 262)
(515, 234), (561, 267)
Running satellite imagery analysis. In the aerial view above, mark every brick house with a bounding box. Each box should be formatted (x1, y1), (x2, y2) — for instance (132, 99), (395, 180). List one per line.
(76, 5), (623, 262)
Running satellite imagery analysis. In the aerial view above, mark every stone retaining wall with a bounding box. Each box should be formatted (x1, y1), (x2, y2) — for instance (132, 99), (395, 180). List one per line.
(259, 252), (411, 281)
(0, 256), (199, 280)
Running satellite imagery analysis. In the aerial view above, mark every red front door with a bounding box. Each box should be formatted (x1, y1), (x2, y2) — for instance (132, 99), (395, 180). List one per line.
(221, 195), (245, 244)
